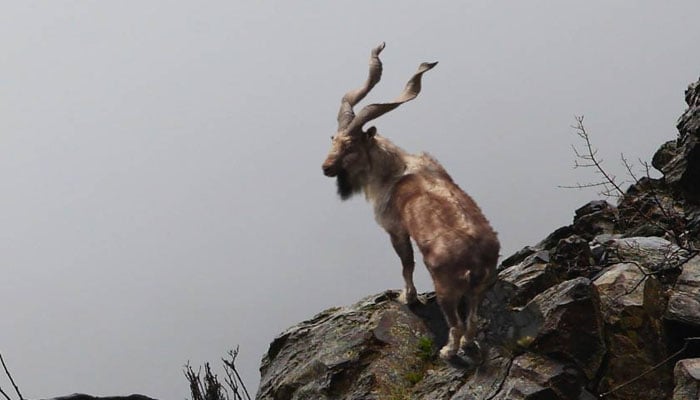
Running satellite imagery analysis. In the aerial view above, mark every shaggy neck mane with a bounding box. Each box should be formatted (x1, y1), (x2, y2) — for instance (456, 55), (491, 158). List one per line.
(363, 135), (409, 206)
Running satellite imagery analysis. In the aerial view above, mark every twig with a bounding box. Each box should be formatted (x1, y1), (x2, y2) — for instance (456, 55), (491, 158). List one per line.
(571, 116), (626, 198)
(607, 243), (695, 302)
(0, 386), (11, 400)
(223, 348), (251, 400)
(0, 354), (23, 400)
(564, 116), (698, 251)
(599, 336), (700, 398)
(184, 347), (251, 400)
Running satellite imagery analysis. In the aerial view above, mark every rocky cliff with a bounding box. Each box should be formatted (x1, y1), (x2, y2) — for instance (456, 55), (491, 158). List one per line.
(255, 77), (700, 400)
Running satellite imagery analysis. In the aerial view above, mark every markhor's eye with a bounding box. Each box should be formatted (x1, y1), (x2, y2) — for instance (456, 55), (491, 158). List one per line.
(330, 136), (334, 141)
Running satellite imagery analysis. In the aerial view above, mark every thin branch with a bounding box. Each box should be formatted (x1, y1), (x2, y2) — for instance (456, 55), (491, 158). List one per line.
(0, 386), (11, 400)
(604, 242), (697, 307)
(223, 348), (251, 400)
(563, 116), (699, 251)
(610, 259), (649, 302)
(571, 116), (626, 197)
(185, 347), (251, 400)
(599, 336), (700, 398)
(558, 182), (610, 189)
(0, 354), (23, 400)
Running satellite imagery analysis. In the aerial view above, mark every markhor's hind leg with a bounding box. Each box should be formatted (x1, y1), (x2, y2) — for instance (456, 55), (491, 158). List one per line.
(460, 291), (485, 362)
(462, 291), (481, 345)
(436, 291), (464, 359)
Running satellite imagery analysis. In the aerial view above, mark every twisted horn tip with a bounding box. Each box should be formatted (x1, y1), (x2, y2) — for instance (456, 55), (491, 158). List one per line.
(420, 61), (439, 72)
(372, 42), (386, 56)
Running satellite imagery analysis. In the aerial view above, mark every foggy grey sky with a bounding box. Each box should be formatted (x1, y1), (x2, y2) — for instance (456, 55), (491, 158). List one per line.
(2, 2), (699, 399)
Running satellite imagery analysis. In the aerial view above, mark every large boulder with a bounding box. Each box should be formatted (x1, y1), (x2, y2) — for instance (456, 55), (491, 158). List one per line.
(486, 353), (583, 400)
(256, 291), (437, 400)
(520, 277), (606, 381)
(593, 263), (672, 399)
(498, 261), (558, 307)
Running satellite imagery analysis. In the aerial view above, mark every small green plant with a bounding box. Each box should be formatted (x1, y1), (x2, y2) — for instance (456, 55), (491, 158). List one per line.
(404, 370), (424, 385)
(417, 336), (435, 361)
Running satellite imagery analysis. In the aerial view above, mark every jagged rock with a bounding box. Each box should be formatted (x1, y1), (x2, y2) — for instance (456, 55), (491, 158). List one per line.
(536, 226), (576, 251)
(498, 262), (559, 307)
(487, 353), (583, 400)
(445, 348), (513, 399)
(520, 277), (605, 380)
(666, 255), (700, 327)
(617, 177), (688, 238)
(663, 76), (700, 203)
(662, 134), (700, 203)
(573, 200), (617, 239)
(500, 246), (537, 269)
(688, 209), (700, 250)
(677, 76), (700, 141)
(672, 358), (700, 400)
(551, 235), (598, 280)
(602, 236), (686, 269)
(256, 278), (605, 400)
(653, 140), (679, 172)
(257, 291), (440, 400)
(593, 263), (672, 399)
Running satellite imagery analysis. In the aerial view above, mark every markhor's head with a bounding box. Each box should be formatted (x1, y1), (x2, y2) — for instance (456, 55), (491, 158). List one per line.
(321, 42), (437, 200)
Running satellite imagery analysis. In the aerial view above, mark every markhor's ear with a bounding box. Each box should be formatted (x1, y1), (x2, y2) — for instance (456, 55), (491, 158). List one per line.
(366, 126), (377, 138)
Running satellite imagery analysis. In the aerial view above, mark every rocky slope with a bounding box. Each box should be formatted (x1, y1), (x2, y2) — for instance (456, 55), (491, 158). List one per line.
(255, 76), (700, 400)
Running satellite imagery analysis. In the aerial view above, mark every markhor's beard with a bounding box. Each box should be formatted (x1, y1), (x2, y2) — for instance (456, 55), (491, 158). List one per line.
(336, 169), (362, 200)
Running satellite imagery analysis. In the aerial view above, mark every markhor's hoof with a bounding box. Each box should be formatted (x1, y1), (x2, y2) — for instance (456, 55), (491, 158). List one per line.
(459, 341), (484, 366)
(439, 346), (457, 360)
(398, 289), (418, 305)
(440, 350), (477, 368)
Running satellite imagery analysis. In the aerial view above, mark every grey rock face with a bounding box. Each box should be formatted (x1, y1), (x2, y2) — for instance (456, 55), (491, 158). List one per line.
(573, 200), (617, 239)
(666, 255), (700, 327)
(487, 353), (582, 400)
(678, 77), (700, 141)
(661, 134), (700, 203)
(498, 262), (558, 307)
(593, 263), (671, 399)
(256, 277), (604, 400)
(521, 278), (605, 381)
(672, 358), (700, 400)
(255, 279), (603, 400)
(257, 291), (439, 400)
(653, 140), (679, 172)
(664, 76), (700, 203)
(602, 236), (687, 271)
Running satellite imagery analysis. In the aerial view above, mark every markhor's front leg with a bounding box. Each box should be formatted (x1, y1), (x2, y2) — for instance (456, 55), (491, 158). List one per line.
(390, 233), (418, 305)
